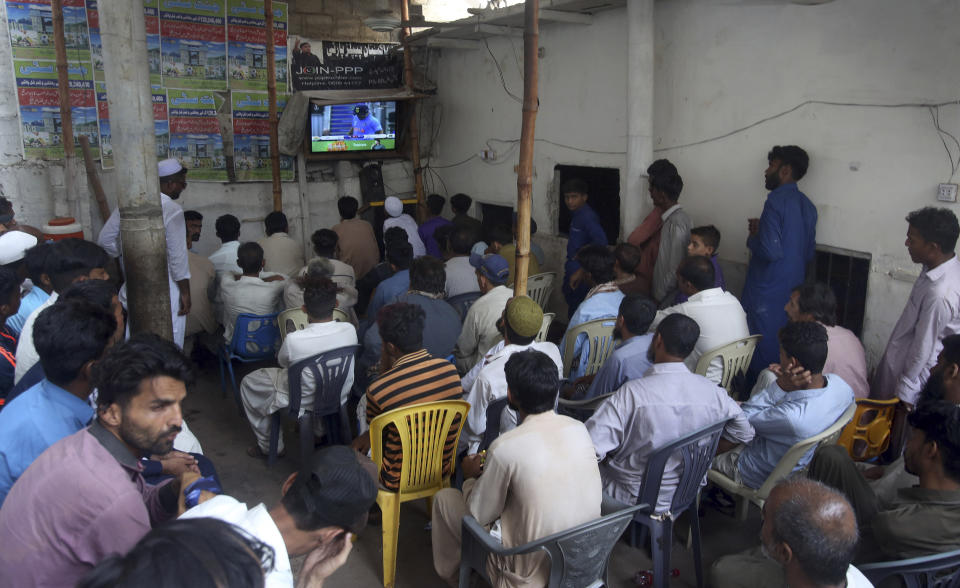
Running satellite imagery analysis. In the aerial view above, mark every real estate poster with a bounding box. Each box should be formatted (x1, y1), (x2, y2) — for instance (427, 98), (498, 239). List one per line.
(226, 0), (287, 91)
(144, 0), (162, 86)
(152, 84), (169, 159)
(6, 0), (90, 61)
(94, 80), (111, 167)
(14, 58), (98, 159)
(231, 90), (291, 181)
(159, 0), (226, 90)
(167, 88), (226, 181)
(84, 0), (102, 80)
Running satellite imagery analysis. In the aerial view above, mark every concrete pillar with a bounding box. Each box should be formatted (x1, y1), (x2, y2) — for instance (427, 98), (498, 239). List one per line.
(623, 0), (655, 237)
(98, 1), (173, 340)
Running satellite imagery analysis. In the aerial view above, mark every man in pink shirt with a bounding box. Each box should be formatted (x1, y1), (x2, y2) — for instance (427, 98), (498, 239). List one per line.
(0, 334), (195, 587)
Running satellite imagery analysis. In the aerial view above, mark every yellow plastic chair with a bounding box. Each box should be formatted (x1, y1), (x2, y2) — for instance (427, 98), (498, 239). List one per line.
(694, 334), (762, 396)
(562, 318), (617, 379)
(278, 308), (308, 341)
(526, 272), (557, 311)
(535, 312), (555, 343)
(707, 402), (856, 520)
(836, 397), (900, 461)
(370, 400), (470, 588)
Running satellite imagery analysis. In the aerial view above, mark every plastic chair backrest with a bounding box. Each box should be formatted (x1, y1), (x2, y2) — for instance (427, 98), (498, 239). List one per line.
(370, 400), (470, 496)
(694, 335), (762, 394)
(526, 272), (556, 310)
(557, 392), (614, 414)
(859, 547), (960, 587)
(287, 345), (360, 418)
(562, 318), (617, 378)
(332, 308), (350, 323)
(447, 291), (483, 321)
(756, 402), (857, 499)
(536, 313), (555, 343)
(836, 397), (900, 461)
(478, 397), (509, 452)
(278, 308), (308, 341)
(637, 419), (730, 516)
(228, 313), (281, 359)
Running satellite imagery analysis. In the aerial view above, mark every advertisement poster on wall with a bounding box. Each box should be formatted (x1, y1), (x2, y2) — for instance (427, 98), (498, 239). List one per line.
(94, 81), (111, 167)
(231, 91), (291, 181)
(226, 0), (287, 91)
(159, 0), (227, 90)
(91, 82), (169, 168)
(166, 88), (226, 181)
(6, 0), (90, 61)
(14, 58), (99, 159)
(144, 0), (162, 86)
(153, 84), (170, 160)
(288, 39), (401, 91)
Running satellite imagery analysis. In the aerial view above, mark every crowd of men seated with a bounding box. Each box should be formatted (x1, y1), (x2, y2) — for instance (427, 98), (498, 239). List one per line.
(0, 143), (958, 587)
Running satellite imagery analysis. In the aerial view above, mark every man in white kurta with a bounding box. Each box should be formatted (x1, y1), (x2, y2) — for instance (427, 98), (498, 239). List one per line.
(649, 255), (750, 383)
(98, 158), (191, 348)
(873, 207), (960, 405)
(587, 313), (755, 511)
(382, 196), (426, 257)
(218, 242), (286, 344)
(432, 349), (601, 587)
(454, 254), (512, 374)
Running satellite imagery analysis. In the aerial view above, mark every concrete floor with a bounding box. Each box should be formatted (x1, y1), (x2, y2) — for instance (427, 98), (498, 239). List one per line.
(184, 361), (763, 588)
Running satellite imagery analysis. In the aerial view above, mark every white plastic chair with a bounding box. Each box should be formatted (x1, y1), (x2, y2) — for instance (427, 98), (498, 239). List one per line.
(694, 334), (761, 396)
(536, 312), (554, 343)
(526, 272), (556, 311)
(707, 402), (857, 520)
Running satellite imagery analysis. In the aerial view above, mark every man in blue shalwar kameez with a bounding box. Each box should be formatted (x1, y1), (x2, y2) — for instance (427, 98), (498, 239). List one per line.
(742, 145), (817, 381)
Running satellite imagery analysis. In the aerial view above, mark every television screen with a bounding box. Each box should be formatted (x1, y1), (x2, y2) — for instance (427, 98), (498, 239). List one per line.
(309, 101), (398, 153)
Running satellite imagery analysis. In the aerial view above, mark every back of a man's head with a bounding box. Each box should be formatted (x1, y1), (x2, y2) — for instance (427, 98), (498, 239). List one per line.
(449, 227), (475, 256)
(504, 349), (559, 415)
(778, 321), (828, 374)
(0, 267), (19, 309)
(408, 256), (446, 296)
(337, 196), (359, 220)
(766, 478), (858, 586)
(215, 214), (241, 242)
(426, 193), (445, 216)
(236, 242), (264, 274)
(655, 313), (700, 359)
(311, 229), (338, 258)
(264, 211), (288, 236)
(450, 193), (472, 214)
(377, 302), (425, 355)
(35, 299), (117, 387)
(619, 294), (656, 336)
(576, 244), (616, 285)
(793, 283), (838, 326)
(677, 255), (715, 292)
(385, 240), (413, 271)
(614, 243), (642, 274)
(24, 242), (53, 286)
(93, 333), (194, 413)
(299, 275), (338, 320)
(48, 239), (110, 293)
(907, 400), (960, 484)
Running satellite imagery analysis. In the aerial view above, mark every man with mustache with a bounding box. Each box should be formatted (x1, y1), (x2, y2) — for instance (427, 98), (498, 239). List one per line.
(0, 333), (196, 587)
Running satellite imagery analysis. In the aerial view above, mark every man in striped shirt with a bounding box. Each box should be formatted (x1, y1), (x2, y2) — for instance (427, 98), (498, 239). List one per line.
(352, 302), (463, 490)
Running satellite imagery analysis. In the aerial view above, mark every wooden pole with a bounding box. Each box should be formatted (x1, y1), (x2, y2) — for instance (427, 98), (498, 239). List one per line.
(52, 0), (77, 218)
(400, 0), (425, 222)
(265, 0), (281, 211)
(79, 136), (110, 222)
(513, 0), (539, 298)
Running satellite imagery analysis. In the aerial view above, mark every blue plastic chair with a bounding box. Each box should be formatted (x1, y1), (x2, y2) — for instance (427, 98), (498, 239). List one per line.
(218, 313), (281, 416)
(628, 419), (732, 588)
(267, 345), (360, 466)
(859, 548), (960, 587)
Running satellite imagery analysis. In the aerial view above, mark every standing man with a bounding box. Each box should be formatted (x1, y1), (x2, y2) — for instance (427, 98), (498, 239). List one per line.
(873, 207), (960, 406)
(561, 179), (608, 316)
(98, 158), (192, 348)
(742, 145), (817, 377)
(647, 160), (691, 306)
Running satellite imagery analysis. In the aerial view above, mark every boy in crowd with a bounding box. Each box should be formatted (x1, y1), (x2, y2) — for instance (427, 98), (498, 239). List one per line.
(561, 179), (608, 316)
(676, 225), (726, 303)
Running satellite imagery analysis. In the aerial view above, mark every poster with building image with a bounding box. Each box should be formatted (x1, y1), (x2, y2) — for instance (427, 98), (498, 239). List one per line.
(84, 0), (102, 80)
(226, 0), (286, 91)
(144, 0), (162, 86)
(231, 90), (291, 181)
(14, 58), (98, 159)
(159, 0), (226, 90)
(6, 0), (90, 61)
(166, 88), (226, 181)
(152, 84), (170, 159)
(94, 80), (111, 167)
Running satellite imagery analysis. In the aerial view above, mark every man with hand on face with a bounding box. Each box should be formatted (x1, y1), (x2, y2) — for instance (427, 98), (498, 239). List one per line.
(0, 334), (195, 587)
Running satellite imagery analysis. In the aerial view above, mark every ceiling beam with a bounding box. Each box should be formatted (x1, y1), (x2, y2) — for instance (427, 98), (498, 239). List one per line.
(539, 9), (592, 24)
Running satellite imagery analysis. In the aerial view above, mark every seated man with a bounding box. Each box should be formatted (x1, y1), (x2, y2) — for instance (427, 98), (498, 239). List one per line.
(613, 242), (646, 295)
(418, 193), (453, 259)
(5, 238), (48, 336)
(181, 445), (377, 587)
(284, 258), (358, 321)
(184, 211), (217, 341)
(356, 226), (405, 315)
(459, 296), (563, 454)
(560, 244), (625, 379)
(712, 321), (854, 490)
(454, 253), (512, 374)
(711, 478), (871, 588)
(649, 255), (750, 383)
(491, 223), (540, 286)
(257, 211), (304, 277)
(364, 239), (413, 322)
(208, 213), (242, 275)
(444, 226), (481, 298)
(383, 196), (426, 257)
(432, 350), (602, 587)
(352, 302), (462, 490)
(218, 242), (286, 344)
(563, 294), (657, 401)
(240, 276), (357, 458)
(587, 314), (754, 510)
(306, 228), (356, 288)
(0, 334), (192, 586)
(332, 195), (380, 281)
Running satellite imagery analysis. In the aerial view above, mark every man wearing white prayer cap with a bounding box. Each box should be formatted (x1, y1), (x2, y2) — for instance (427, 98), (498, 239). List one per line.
(381, 196), (425, 258)
(0, 231), (38, 271)
(97, 158), (192, 348)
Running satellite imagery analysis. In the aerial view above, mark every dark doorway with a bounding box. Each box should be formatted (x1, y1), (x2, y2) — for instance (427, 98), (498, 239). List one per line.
(555, 165), (620, 245)
(812, 245), (871, 337)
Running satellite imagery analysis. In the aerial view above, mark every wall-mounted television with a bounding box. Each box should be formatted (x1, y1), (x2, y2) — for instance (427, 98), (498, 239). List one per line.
(309, 101), (399, 154)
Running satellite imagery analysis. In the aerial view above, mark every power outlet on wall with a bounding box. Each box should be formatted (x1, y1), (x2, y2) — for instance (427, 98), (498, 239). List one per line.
(938, 183), (958, 203)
